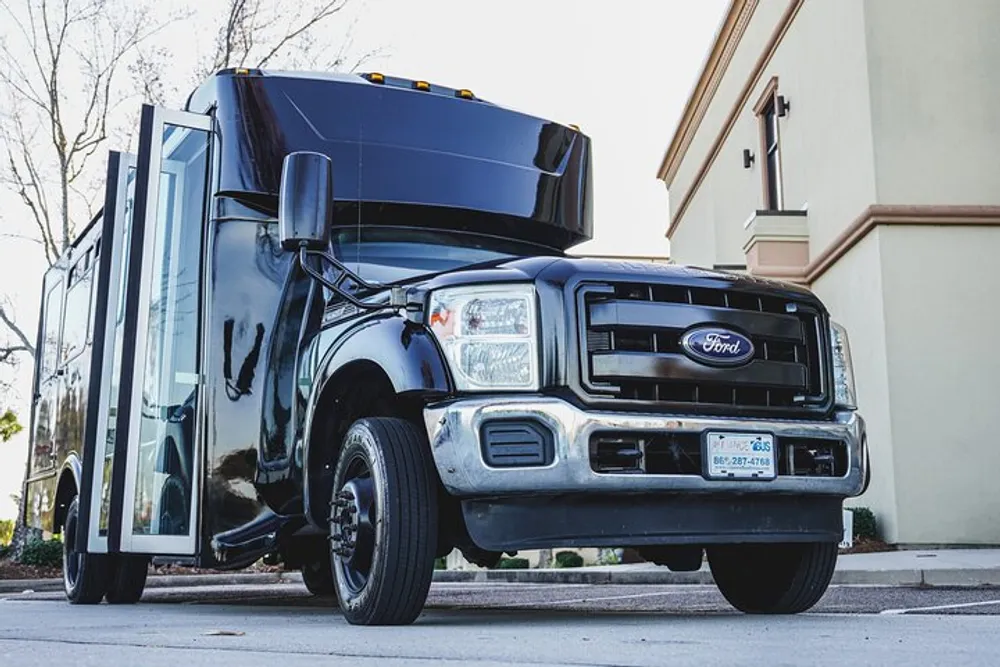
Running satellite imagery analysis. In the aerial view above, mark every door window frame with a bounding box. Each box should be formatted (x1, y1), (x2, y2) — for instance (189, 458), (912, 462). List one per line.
(81, 151), (137, 554)
(115, 106), (213, 555)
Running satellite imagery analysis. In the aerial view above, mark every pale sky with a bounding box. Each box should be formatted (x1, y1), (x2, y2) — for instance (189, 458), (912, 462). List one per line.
(0, 0), (727, 518)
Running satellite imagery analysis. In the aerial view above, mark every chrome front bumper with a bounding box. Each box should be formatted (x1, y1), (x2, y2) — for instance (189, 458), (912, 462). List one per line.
(423, 397), (867, 497)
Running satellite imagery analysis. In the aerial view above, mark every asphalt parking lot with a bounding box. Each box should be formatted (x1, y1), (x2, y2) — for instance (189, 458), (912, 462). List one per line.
(111, 580), (1000, 616)
(2, 581), (999, 666)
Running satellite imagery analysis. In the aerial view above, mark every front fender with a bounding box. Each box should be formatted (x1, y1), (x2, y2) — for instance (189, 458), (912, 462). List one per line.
(300, 312), (451, 527)
(316, 312), (452, 398)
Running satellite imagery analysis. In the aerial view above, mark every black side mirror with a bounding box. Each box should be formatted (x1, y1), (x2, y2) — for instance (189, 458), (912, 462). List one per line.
(278, 151), (333, 251)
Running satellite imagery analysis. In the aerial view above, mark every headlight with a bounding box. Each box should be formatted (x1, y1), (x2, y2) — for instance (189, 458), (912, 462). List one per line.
(830, 320), (857, 409)
(428, 284), (539, 391)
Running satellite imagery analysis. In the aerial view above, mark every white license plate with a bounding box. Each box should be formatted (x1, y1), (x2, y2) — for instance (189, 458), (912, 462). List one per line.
(705, 432), (776, 480)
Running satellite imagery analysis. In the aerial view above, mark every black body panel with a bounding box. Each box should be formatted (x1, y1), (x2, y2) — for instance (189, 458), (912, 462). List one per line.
(187, 70), (593, 251)
(199, 212), (296, 566)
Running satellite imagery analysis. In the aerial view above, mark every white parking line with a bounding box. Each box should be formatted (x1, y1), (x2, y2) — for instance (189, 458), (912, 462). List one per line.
(496, 590), (716, 608)
(880, 599), (1000, 615)
(433, 582), (588, 588)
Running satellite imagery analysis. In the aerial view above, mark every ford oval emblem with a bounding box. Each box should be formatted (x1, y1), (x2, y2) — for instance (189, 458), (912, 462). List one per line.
(680, 327), (755, 367)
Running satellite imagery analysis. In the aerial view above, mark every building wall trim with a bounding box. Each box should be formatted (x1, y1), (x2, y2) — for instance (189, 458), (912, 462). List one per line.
(665, 0), (804, 240)
(802, 205), (1000, 284)
(656, 0), (759, 185)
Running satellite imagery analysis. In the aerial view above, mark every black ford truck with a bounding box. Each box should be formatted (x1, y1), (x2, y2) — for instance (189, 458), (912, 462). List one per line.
(20, 69), (868, 626)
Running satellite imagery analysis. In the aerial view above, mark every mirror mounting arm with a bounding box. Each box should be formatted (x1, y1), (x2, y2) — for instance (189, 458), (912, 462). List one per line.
(297, 243), (397, 311)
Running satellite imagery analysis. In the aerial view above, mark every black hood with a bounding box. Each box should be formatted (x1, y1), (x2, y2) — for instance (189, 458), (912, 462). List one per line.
(414, 255), (820, 306)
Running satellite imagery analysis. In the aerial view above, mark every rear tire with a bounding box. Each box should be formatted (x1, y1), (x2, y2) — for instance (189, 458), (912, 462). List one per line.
(707, 542), (838, 614)
(330, 418), (438, 626)
(105, 554), (150, 604)
(62, 497), (109, 605)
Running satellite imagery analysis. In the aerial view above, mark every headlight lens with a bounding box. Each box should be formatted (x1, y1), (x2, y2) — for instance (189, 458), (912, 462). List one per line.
(428, 284), (539, 390)
(830, 320), (857, 409)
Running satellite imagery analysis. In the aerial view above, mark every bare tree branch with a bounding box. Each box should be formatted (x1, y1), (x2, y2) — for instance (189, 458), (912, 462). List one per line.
(255, 1), (347, 69)
(198, 0), (369, 79)
(0, 304), (35, 357)
(0, 0), (381, 418)
(0, 233), (47, 247)
(0, 0), (169, 379)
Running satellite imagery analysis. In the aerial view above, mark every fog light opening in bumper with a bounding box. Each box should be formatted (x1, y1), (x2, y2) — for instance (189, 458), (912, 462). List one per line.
(480, 419), (554, 468)
(784, 439), (848, 477)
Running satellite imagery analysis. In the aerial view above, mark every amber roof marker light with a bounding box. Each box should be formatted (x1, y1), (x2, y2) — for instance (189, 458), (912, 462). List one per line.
(414, 80), (431, 91)
(366, 72), (386, 84)
(457, 89), (475, 100)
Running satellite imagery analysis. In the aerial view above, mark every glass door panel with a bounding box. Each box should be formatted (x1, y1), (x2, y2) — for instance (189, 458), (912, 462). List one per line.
(83, 151), (135, 553)
(119, 107), (212, 554)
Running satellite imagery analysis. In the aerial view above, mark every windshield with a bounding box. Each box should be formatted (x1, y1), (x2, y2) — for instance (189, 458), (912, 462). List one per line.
(330, 226), (562, 284)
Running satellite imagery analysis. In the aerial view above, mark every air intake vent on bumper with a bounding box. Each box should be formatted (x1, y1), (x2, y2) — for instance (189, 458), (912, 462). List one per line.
(481, 420), (554, 468)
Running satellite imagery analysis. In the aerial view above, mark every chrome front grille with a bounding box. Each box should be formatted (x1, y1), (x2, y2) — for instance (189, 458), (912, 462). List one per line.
(577, 282), (829, 417)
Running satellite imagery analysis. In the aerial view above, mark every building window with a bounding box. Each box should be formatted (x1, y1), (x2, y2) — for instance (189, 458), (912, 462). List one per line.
(754, 78), (783, 210)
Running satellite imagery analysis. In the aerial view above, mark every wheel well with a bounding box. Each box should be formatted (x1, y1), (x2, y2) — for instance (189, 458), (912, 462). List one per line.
(54, 469), (78, 534)
(306, 360), (424, 526)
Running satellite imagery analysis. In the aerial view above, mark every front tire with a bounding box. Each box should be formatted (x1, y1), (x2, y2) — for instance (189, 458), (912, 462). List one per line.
(330, 418), (438, 626)
(707, 542), (838, 614)
(62, 497), (109, 604)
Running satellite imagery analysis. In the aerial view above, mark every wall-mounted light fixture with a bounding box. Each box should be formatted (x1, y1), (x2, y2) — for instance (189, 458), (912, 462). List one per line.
(743, 149), (755, 169)
(777, 95), (791, 117)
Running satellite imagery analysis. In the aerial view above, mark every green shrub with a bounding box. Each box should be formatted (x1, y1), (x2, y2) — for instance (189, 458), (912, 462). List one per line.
(554, 550), (584, 568)
(19, 538), (63, 567)
(850, 507), (877, 540)
(0, 519), (13, 546)
(434, 557), (447, 570)
(0, 544), (9, 560)
(597, 548), (623, 565)
(496, 557), (529, 569)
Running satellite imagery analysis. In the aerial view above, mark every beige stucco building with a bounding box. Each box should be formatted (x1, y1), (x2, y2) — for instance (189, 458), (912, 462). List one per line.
(658, 0), (1000, 546)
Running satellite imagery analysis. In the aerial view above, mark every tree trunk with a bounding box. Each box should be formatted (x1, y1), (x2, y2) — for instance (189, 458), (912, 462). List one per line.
(60, 161), (71, 254)
(7, 487), (41, 562)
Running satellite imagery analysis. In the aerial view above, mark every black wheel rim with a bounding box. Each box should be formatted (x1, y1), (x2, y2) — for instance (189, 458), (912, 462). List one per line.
(159, 478), (188, 535)
(331, 453), (376, 597)
(63, 511), (80, 590)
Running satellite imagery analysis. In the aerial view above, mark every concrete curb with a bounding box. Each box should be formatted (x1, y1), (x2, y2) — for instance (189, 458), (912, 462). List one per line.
(3, 567), (1000, 594)
(434, 567), (1000, 588)
(0, 571), (303, 594)
(432, 569), (714, 585)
